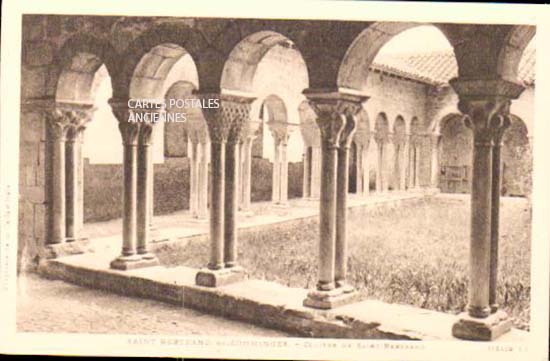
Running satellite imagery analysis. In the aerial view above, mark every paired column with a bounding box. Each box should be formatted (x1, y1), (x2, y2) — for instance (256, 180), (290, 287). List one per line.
(403, 134), (411, 190)
(45, 103), (93, 249)
(430, 133), (441, 189)
(385, 133), (395, 191)
(109, 100), (160, 270)
(269, 123), (291, 205)
(302, 90), (367, 309)
(353, 126), (371, 196)
(239, 135), (255, 211)
(354, 142), (370, 196)
(450, 79), (524, 341)
(195, 92), (255, 287)
(188, 127), (210, 219)
(374, 136), (384, 193)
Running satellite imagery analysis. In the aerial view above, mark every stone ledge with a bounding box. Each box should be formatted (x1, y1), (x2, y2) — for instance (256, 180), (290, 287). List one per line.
(45, 239), (92, 259)
(37, 256), (186, 305)
(36, 254), (528, 342)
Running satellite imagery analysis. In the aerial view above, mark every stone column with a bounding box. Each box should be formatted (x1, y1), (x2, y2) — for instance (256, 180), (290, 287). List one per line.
(374, 138), (383, 193)
(302, 90), (366, 309)
(489, 117), (510, 313)
(403, 134), (411, 190)
(310, 146), (322, 198)
(269, 122), (292, 205)
(430, 133), (441, 188)
(238, 118), (261, 211)
(353, 124), (370, 196)
(135, 108), (161, 263)
(450, 79), (524, 341)
(385, 133), (395, 191)
(335, 112), (362, 293)
(45, 108), (72, 245)
(240, 136), (254, 211)
(109, 101), (141, 269)
(195, 92), (255, 287)
(302, 146), (311, 198)
(197, 140), (210, 218)
(271, 136), (281, 203)
(65, 107), (93, 242)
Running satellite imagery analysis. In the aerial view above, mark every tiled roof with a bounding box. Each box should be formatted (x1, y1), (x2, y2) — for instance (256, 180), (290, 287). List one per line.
(371, 48), (535, 87)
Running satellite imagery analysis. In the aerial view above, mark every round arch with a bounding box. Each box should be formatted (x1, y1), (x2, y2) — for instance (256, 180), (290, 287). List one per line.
(338, 22), (454, 91)
(497, 25), (536, 84)
(54, 33), (118, 102)
(221, 30), (308, 93)
(115, 22), (204, 99)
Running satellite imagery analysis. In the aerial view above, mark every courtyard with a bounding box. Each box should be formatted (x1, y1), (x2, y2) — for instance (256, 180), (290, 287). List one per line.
(16, 14), (536, 342)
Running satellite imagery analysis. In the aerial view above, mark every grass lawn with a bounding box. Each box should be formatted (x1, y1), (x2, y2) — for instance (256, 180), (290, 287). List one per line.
(157, 196), (531, 330)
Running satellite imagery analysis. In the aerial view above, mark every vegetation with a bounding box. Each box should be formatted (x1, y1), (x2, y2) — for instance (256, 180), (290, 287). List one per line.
(158, 196), (531, 330)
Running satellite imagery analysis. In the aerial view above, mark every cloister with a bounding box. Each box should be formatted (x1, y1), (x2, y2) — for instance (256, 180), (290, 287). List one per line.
(19, 15), (535, 341)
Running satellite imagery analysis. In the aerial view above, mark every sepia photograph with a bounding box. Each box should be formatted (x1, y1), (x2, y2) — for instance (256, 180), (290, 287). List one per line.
(0, 0), (549, 360)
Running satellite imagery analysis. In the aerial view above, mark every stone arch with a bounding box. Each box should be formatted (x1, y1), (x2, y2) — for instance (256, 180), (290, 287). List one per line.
(221, 30), (308, 93)
(163, 81), (202, 158)
(373, 112), (390, 191)
(54, 33), (118, 102)
(338, 22), (453, 91)
(374, 112), (390, 143)
(393, 116), (407, 190)
(501, 114), (531, 197)
(262, 94), (288, 124)
(350, 109), (371, 194)
(128, 43), (199, 100)
(298, 100), (321, 199)
(439, 113), (471, 193)
(497, 25), (536, 84)
(115, 22), (204, 99)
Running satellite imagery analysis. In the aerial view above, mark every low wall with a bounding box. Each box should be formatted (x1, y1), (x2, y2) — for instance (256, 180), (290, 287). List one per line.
(84, 157), (304, 222)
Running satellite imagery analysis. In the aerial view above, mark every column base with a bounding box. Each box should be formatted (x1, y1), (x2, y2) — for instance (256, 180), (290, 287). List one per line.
(452, 310), (513, 341)
(195, 266), (246, 288)
(110, 254), (160, 271)
(303, 287), (360, 310)
(45, 238), (91, 259)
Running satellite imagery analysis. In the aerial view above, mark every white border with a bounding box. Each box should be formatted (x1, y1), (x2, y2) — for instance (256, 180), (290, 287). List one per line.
(1, 1), (549, 360)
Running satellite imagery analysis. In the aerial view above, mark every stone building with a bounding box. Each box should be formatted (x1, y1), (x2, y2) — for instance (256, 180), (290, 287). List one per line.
(19, 15), (535, 340)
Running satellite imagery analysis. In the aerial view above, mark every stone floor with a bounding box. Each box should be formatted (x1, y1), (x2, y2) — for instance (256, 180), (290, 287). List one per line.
(16, 273), (288, 336)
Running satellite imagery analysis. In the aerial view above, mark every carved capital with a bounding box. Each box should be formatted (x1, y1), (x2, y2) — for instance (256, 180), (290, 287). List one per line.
(196, 93), (256, 144)
(304, 90), (367, 149)
(118, 121), (141, 146)
(46, 102), (95, 142)
(460, 98), (512, 147)
(339, 115), (357, 149)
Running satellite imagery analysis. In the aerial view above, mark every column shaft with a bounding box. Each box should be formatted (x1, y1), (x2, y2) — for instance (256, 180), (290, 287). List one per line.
(303, 146), (311, 198)
(280, 142), (288, 204)
(209, 141), (225, 269)
(122, 141), (138, 256)
(137, 142), (151, 254)
(318, 139), (338, 289)
(272, 140), (281, 203)
(224, 141), (238, 267)
(335, 145), (350, 284)
(198, 141), (210, 218)
(468, 131), (493, 318)
(189, 141), (199, 216)
(65, 137), (78, 241)
(241, 138), (253, 210)
(51, 132), (66, 244)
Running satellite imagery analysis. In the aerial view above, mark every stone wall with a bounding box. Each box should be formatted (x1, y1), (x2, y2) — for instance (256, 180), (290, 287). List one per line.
(83, 157), (191, 222)
(82, 157), (304, 222)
